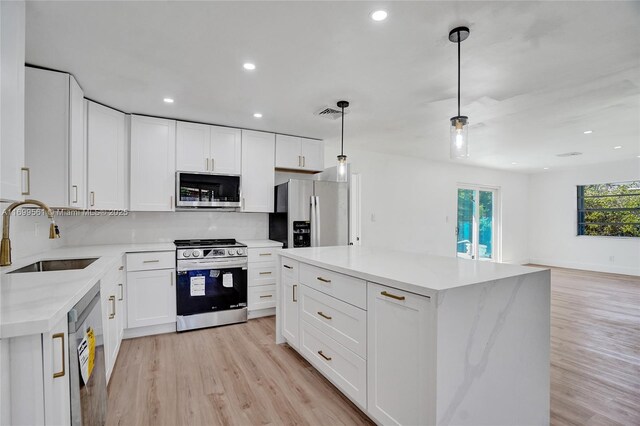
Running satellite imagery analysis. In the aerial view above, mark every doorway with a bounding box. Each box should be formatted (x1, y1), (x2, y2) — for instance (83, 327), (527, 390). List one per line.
(456, 186), (500, 261)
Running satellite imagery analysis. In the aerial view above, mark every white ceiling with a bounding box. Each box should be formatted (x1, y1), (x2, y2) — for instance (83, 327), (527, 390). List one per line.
(25, 1), (640, 173)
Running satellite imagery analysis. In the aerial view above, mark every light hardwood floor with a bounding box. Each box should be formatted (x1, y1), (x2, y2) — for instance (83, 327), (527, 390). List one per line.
(108, 267), (640, 426)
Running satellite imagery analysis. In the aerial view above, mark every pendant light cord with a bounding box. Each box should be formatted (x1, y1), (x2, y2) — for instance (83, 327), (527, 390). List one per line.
(341, 105), (345, 156)
(457, 32), (461, 118)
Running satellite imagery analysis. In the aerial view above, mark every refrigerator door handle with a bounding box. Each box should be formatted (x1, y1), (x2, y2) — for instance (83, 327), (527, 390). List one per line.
(310, 196), (317, 247)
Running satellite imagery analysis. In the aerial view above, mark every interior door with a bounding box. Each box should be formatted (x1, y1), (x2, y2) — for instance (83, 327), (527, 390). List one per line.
(456, 187), (497, 261)
(314, 181), (349, 247)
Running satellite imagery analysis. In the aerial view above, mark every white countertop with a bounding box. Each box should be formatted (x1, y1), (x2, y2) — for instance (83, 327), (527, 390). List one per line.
(279, 246), (546, 297)
(0, 243), (175, 338)
(239, 239), (283, 248)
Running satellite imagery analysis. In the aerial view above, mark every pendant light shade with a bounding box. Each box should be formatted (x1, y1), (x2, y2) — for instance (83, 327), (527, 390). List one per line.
(449, 26), (470, 159)
(336, 100), (349, 182)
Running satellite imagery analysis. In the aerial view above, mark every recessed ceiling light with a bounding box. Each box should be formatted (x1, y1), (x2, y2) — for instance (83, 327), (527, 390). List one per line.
(243, 63), (256, 71)
(583, 130), (593, 134)
(253, 113), (262, 118)
(614, 145), (622, 149)
(371, 10), (388, 21)
(543, 167), (549, 170)
(511, 162), (518, 165)
(163, 98), (174, 103)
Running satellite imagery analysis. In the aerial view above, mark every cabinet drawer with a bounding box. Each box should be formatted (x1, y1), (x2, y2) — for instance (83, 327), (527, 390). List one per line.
(299, 263), (366, 309)
(248, 284), (276, 311)
(126, 251), (174, 272)
(281, 258), (298, 279)
(300, 322), (366, 409)
(300, 286), (366, 358)
(248, 264), (276, 287)
(248, 247), (279, 263)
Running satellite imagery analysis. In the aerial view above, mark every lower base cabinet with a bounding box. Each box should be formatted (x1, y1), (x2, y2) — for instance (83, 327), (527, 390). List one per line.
(101, 257), (125, 383)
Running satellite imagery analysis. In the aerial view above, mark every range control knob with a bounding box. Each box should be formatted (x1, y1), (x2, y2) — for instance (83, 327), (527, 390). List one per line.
(236, 248), (245, 255)
(191, 249), (201, 258)
(227, 249), (235, 256)
(183, 250), (191, 258)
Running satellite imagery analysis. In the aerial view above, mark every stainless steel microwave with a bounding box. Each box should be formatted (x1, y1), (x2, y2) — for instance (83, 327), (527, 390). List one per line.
(176, 172), (241, 208)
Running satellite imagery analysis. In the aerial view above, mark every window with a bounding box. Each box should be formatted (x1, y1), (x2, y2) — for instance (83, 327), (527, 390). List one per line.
(457, 186), (499, 261)
(577, 181), (640, 237)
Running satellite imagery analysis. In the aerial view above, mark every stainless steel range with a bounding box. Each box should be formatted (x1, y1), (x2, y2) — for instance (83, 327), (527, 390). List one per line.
(174, 239), (248, 331)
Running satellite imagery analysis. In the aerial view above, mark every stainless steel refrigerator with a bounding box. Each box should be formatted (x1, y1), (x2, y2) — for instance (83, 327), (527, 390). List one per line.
(269, 179), (348, 248)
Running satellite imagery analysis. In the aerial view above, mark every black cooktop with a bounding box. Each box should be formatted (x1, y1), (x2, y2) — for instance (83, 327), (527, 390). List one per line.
(174, 239), (241, 248)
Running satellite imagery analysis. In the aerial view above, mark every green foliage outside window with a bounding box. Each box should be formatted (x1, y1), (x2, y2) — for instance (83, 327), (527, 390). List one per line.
(577, 181), (640, 237)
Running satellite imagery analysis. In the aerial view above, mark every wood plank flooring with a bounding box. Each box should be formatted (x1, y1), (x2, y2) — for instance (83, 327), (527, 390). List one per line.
(108, 267), (640, 426)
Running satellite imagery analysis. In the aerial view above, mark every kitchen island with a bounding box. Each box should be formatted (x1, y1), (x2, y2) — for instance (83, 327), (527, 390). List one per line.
(276, 246), (550, 426)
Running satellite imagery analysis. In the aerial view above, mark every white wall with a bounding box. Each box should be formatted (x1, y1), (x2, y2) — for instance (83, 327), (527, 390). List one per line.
(332, 148), (531, 264)
(55, 211), (268, 247)
(0, 206), (65, 260)
(528, 159), (640, 275)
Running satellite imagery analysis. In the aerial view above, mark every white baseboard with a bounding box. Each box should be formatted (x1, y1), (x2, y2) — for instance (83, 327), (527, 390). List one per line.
(123, 322), (176, 339)
(529, 258), (640, 276)
(248, 307), (275, 319)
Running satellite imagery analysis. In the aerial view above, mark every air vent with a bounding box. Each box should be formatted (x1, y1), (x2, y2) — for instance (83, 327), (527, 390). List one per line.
(315, 106), (348, 120)
(556, 152), (583, 157)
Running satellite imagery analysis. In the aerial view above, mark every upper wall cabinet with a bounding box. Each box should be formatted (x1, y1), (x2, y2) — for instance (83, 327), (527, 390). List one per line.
(0, 1), (26, 202)
(25, 67), (86, 208)
(241, 130), (275, 213)
(129, 115), (176, 211)
(275, 135), (324, 172)
(176, 122), (241, 174)
(87, 101), (127, 210)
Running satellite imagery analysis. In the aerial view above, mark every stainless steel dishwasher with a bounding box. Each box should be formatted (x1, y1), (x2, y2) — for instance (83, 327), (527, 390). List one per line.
(68, 282), (107, 425)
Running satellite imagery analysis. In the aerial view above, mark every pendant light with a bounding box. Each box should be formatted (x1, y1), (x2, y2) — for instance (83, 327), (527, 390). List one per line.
(336, 100), (349, 182)
(449, 26), (470, 159)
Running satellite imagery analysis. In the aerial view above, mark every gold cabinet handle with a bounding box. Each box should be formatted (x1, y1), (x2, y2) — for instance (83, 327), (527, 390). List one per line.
(317, 311), (332, 320)
(206, 158), (209, 171)
(211, 157), (215, 171)
(72, 185), (78, 203)
(302, 156), (306, 167)
(143, 259), (160, 263)
(317, 276), (331, 283)
(118, 283), (124, 301)
(259, 252), (272, 257)
(170, 195), (173, 208)
(259, 271), (272, 275)
(109, 295), (116, 319)
(170, 272), (174, 286)
(90, 191), (95, 207)
(381, 290), (405, 301)
(283, 264), (293, 270)
(298, 155), (301, 167)
(260, 294), (273, 299)
(21, 167), (30, 195)
(293, 284), (297, 302)
(52, 333), (65, 378)
(318, 350), (332, 361)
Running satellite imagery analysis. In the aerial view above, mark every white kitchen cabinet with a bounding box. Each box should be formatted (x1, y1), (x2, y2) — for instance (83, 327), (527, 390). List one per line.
(129, 115), (176, 211)
(6, 314), (70, 425)
(25, 67), (86, 208)
(275, 135), (324, 172)
(87, 100), (127, 210)
(0, 0), (26, 202)
(247, 243), (282, 318)
(101, 258), (125, 383)
(127, 268), (176, 329)
(280, 258), (300, 349)
(176, 122), (241, 174)
(367, 282), (433, 426)
(241, 130), (275, 212)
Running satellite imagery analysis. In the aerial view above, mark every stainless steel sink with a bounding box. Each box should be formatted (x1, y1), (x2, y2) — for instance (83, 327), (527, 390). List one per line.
(7, 258), (99, 274)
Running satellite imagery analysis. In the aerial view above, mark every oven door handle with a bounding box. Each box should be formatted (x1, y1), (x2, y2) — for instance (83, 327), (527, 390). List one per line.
(177, 259), (248, 271)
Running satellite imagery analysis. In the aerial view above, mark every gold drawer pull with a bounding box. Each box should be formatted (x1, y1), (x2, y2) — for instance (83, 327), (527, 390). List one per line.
(283, 264), (293, 270)
(52, 333), (65, 378)
(318, 350), (332, 361)
(381, 290), (405, 301)
(259, 271), (272, 275)
(143, 259), (160, 263)
(317, 277), (331, 283)
(259, 253), (272, 256)
(293, 284), (297, 302)
(109, 296), (116, 319)
(260, 294), (273, 299)
(317, 311), (332, 320)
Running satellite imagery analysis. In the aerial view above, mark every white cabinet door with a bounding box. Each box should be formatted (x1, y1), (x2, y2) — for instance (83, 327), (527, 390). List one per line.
(127, 269), (176, 329)
(87, 101), (126, 210)
(281, 260), (299, 349)
(275, 134), (301, 170)
(129, 115), (176, 211)
(68, 75), (87, 209)
(176, 121), (209, 172)
(101, 274), (119, 382)
(0, 0), (25, 202)
(301, 138), (324, 171)
(42, 315), (71, 426)
(241, 130), (275, 212)
(367, 282), (434, 426)
(210, 125), (241, 174)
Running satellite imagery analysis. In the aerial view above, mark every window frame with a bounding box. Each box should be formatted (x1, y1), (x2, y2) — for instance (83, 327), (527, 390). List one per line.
(576, 181), (640, 238)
